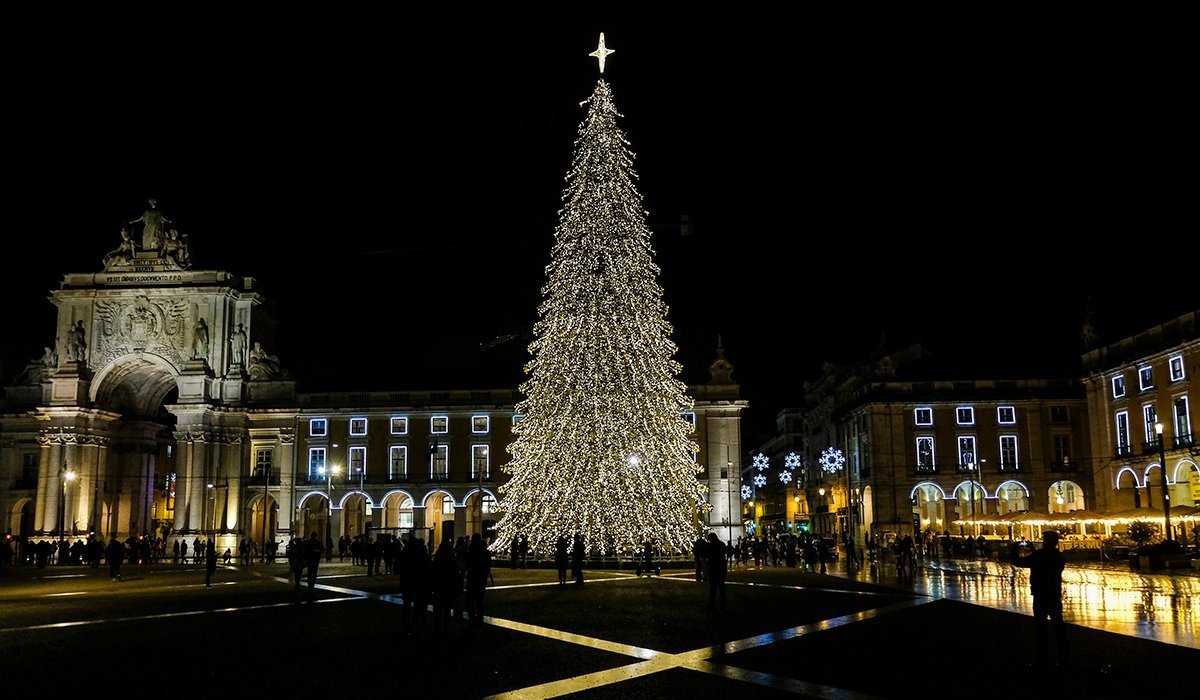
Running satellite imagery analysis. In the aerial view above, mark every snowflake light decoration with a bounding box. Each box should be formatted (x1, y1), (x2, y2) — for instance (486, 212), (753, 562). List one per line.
(819, 447), (845, 474)
(740, 485), (753, 500)
(753, 474), (767, 488)
(752, 453), (769, 471)
(778, 470), (793, 484)
(784, 452), (801, 469)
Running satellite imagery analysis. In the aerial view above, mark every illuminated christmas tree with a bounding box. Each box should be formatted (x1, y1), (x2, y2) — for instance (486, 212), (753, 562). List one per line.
(493, 37), (705, 558)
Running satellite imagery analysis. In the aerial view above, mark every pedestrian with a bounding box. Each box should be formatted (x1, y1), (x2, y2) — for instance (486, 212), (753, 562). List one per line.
(286, 537), (304, 592)
(693, 535), (707, 581)
(304, 531), (324, 599)
(464, 533), (491, 627)
(706, 532), (727, 610)
(105, 536), (124, 581)
(571, 532), (585, 586)
(1010, 529), (1069, 669)
(431, 540), (460, 635)
(555, 535), (569, 586)
(205, 539), (218, 587)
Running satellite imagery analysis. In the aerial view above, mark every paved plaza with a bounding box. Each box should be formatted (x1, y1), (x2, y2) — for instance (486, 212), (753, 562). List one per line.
(1, 557), (1197, 698)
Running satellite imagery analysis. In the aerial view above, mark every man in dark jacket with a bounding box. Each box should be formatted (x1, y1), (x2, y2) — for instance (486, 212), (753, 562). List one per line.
(1011, 530), (1068, 668)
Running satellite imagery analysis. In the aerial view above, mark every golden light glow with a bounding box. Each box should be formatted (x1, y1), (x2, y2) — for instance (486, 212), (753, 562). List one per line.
(589, 33), (615, 74)
(493, 79), (704, 558)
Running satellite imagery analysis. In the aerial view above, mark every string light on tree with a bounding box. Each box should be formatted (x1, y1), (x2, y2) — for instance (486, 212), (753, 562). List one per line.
(492, 35), (705, 559)
(819, 447), (845, 474)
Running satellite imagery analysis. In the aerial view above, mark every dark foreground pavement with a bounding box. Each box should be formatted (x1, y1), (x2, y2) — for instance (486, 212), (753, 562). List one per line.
(1, 560), (1197, 698)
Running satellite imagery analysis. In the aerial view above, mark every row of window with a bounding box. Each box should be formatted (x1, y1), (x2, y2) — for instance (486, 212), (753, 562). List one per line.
(306, 411), (698, 438)
(914, 405), (1022, 427)
(1111, 355), (1186, 398)
(309, 415), (493, 437)
(302, 444), (492, 481)
(1112, 395), (1193, 451)
(913, 433), (1071, 472)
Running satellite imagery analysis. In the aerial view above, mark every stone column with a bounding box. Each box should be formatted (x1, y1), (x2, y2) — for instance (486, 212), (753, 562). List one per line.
(277, 428), (296, 538)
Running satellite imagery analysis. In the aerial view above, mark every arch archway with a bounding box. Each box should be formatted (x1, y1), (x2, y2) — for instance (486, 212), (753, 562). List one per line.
(1048, 480), (1085, 513)
(463, 488), (498, 538)
(996, 480), (1029, 514)
(1171, 459), (1199, 507)
(423, 489), (456, 546)
(382, 490), (415, 530)
(910, 482), (946, 533)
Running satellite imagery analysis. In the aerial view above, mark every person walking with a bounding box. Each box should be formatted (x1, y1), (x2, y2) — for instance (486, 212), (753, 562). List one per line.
(706, 532), (727, 610)
(205, 538), (218, 587)
(286, 536), (304, 592)
(1010, 529), (1069, 669)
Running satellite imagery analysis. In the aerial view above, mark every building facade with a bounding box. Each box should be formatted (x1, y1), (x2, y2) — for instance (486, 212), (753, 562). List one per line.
(752, 346), (1096, 544)
(0, 223), (746, 555)
(1081, 310), (1199, 535)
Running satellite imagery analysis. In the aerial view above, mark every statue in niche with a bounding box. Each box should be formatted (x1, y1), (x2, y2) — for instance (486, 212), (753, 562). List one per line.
(103, 229), (137, 267)
(192, 318), (210, 361)
(228, 322), (247, 366)
(129, 198), (172, 251)
(247, 341), (284, 380)
(66, 321), (87, 363)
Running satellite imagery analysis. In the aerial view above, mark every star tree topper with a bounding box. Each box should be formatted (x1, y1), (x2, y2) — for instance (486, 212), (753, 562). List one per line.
(589, 32), (615, 73)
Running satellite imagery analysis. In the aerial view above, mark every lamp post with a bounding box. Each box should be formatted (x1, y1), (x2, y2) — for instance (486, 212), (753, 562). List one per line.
(726, 457), (734, 543)
(260, 464), (270, 564)
(205, 482), (215, 546)
(318, 464), (341, 560)
(1155, 422), (1172, 541)
(60, 467), (77, 551)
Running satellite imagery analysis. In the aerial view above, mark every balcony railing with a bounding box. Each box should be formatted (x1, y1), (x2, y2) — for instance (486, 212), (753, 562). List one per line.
(245, 474), (281, 486)
(429, 473), (451, 482)
(1174, 433), (1195, 449)
(1049, 460), (1076, 473)
(956, 463), (979, 474)
(914, 464), (937, 475)
(385, 475), (412, 483)
(1113, 445), (1133, 459)
(997, 462), (1022, 472)
(1141, 439), (1163, 455)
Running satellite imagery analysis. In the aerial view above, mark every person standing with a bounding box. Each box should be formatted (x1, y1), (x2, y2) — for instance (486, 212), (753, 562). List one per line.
(286, 536), (304, 592)
(1010, 530), (1069, 669)
(464, 533), (491, 628)
(431, 540), (460, 636)
(555, 535), (569, 586)
(205, 538), (218, 588)
(571, 532), (585, 586)
(706, 532), (727, 610)
(303, 531), (324, 599)
(105, 536), (124, 581)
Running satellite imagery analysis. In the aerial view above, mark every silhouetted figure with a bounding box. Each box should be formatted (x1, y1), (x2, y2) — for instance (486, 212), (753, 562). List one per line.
(465, 533), (491, 628)
(303, 532), (324, 599)
(105, 537), (124, 581)
(706, 532), (727, 610)
(571, 532), (585, 586)
(205, 539), (218, 587)
(1011, 530), (1069, 669)
(555, 535), (569, 586)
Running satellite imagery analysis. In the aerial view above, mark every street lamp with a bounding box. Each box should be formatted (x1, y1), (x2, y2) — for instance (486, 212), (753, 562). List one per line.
(60, 467), (77, 550)
(1155, 422), (1172, 541)
(318, 464), (341, 560)
(206, 483), (215, 544)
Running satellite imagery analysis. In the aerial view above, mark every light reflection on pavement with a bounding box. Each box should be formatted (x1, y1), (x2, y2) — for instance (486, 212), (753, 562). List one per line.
(833, 557), (1199, 649)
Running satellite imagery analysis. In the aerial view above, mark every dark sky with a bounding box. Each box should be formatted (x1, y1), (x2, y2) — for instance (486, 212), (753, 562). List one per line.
(2, 13), (1195, 446)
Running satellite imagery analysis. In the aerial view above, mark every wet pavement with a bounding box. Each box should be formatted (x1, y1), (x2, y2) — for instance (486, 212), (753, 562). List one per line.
(827, 554), (1200, 648)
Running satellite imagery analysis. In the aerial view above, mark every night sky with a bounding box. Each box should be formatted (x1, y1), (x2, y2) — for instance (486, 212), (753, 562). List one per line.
(2, 14), (1195, 446)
